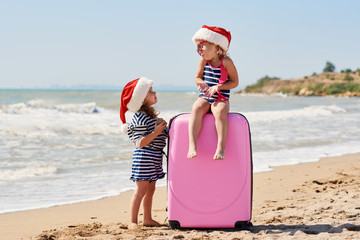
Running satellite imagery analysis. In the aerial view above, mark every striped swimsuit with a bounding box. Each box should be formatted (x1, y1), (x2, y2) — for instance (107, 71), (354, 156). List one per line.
(127, 112), (167, 182)
(199, 58), (230, 104)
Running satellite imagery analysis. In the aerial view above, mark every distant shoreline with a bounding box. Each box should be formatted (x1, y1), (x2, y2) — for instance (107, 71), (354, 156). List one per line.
(0, 88), (120, 92)
(0, 88), (197, 93)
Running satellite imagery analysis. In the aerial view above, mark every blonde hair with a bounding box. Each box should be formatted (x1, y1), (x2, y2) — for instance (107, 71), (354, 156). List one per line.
(216, 45), (228, 59)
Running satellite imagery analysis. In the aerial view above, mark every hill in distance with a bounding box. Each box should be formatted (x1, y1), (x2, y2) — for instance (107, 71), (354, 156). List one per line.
(240, 69), (360, 97)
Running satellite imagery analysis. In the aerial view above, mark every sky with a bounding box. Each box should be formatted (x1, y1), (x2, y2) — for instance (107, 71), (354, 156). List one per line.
(0, 0), (359, 90)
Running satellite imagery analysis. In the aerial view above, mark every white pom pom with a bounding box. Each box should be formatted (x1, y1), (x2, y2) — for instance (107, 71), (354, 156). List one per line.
(120, 123), (129, 134)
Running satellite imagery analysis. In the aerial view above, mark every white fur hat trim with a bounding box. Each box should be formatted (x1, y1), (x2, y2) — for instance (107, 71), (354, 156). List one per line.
(127, 77), (153, 112)
(192, 28), (229, 52)
(120, 123), (129, 134)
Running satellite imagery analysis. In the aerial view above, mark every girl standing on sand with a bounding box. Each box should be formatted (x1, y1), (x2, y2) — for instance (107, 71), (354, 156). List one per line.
(120, 77), (168, 229)
(188, 25), (239, 160)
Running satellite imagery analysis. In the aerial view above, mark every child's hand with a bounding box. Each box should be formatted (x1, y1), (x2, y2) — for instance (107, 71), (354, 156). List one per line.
(169, 116), (176, 125)
(204, 85), (219, 98)
(139, 118), (167, 148)
(154, 118), (167, 134)
(198, 82), (209, 92)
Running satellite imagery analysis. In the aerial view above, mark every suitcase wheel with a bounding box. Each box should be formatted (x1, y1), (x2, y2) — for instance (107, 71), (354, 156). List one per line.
(235, 221), (252, 230)
(169, 220), (181, 229)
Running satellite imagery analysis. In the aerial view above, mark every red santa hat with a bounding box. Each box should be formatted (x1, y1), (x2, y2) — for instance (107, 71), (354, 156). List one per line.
(120, 77), (153, 134)
(192, 25), (232, 52)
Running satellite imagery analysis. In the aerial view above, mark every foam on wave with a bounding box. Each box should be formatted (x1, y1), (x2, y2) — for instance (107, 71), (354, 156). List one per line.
(0, 166), (59, 181)
(244, 105), (346, 123)
(1, 100), (98, 114)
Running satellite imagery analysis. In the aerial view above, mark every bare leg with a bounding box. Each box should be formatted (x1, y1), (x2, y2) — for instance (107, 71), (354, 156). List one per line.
(211, 101), (229, 160)
(129, 181), (149, 229)
(142, 181), (160, 226)
(187, 98), (210, 158)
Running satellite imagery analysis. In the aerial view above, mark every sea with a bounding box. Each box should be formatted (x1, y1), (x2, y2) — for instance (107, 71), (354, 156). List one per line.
(1, 89), (359, 214)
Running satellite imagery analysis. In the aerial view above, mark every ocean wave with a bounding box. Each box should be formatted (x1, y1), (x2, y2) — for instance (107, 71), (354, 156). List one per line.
(0, 166), (59, 181)
(134, 104), (346, 125)
(0, 106), (122, 137)
(245, 104), (346, 123)
(1, 100), (99, 114)
(253, 140), (360, 173)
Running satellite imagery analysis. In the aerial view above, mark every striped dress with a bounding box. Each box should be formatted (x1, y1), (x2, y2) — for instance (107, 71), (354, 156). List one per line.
(199, 58), (230, 104)
(127, 112), (167, 182)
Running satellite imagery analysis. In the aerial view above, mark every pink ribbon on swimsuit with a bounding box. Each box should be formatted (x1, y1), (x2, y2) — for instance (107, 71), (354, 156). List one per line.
(215, 64), (229, 102)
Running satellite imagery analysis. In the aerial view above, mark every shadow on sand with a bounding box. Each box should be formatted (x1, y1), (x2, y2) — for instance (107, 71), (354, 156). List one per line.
(219, 223), (360, 236)
(175, 223), (360, 236)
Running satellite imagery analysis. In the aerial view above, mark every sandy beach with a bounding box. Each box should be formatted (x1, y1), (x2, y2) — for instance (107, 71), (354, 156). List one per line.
(1, 153), (359, 240)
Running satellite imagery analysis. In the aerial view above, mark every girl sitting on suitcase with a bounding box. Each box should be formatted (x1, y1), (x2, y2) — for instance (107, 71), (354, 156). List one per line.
(188, 25), (239, 160)
(120, 77), (168, 229)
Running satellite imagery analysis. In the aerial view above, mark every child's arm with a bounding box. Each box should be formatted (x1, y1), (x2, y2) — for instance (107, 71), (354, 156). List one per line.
(195, 58), (208, 92)
(138, 118), (167, 148)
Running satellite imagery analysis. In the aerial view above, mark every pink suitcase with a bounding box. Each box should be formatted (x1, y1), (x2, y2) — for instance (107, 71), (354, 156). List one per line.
(167, 113), (253, 229)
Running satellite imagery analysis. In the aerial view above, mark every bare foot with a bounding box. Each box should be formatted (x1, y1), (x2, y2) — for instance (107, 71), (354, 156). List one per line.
(214, 148), (225, 160)
(143, 219), (160, 227)
(187, 146), (197, 158)
(128, 223), (140, 229)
